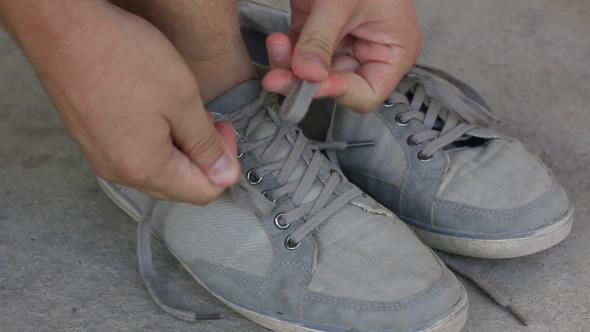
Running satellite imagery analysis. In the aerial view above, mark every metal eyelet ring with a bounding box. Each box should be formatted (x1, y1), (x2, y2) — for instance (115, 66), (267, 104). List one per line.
(395, 113), (409, 126)
(417, 151), (432, 162)
(383, 100), (394, 108)
(246, 169), (262, 185)
(274, 213), (290, 229)
(284, 236), (300, 250)
(237, 150), (244, 159)
(262, 190), (277, 203)
(330, 169), (343, 181)
(407, 135), (422, 148)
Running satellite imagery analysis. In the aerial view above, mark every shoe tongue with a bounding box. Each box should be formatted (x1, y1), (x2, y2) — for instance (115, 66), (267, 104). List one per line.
(205, 80), (262, 114)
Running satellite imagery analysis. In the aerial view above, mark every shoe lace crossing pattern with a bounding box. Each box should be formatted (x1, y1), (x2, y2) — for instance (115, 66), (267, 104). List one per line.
(387, 65), (496, 159)
(136, 83), (360, 321)
(314, 66), (530, 326)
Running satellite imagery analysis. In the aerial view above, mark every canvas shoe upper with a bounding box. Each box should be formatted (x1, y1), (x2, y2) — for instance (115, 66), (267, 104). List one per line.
(319, 66), (574, 259)
(237, 0), (574, 259)
(98, 80), (468, 331)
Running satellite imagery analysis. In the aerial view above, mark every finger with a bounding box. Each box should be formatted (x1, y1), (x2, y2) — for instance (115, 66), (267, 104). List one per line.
(266, 32), (293, 70)
(206, 109), (214, 122)
(146, 145), (227, 204)
(291, 0), (355, 82)
(316, 41), (416, 113)
(168, 103), (241, 187)
(214, 120), (238, 158)
(330, 54), (361, 72)
(261, 68), (298, 96)
(334, 35), (356, 58)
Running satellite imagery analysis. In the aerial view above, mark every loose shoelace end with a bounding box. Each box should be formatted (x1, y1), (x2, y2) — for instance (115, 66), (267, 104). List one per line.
(281, 80), (320, 124)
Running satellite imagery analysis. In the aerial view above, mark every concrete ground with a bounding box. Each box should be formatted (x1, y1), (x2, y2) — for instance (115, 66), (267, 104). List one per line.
(1, 0), (588, 331)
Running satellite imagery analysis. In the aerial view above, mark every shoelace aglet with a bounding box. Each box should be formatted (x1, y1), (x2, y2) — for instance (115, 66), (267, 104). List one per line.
(346, 140), (375, 148)
(194, 313), (223, 321)
(505, 304), (529, 326)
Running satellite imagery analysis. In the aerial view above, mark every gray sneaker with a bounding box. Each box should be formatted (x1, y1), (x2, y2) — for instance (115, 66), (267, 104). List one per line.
(98, 80), (468, 331)
(238, 0), (574, 259)
(313, 66), (574, 259)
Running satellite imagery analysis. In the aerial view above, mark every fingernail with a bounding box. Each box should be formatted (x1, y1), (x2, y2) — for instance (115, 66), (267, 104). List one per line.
(209, 152), (239, 185)
(269, 41), (288, 61)
(301, 53), (327, 72)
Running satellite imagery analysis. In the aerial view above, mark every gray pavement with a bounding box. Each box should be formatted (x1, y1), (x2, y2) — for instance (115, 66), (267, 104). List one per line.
(1, 0), (589, 331)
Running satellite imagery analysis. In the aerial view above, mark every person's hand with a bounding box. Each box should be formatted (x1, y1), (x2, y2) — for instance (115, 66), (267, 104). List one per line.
(3, 2), (240, 204)
(262, 0), (422, 113)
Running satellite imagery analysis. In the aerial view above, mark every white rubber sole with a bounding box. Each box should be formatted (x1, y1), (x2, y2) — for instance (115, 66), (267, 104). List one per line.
(195, 276), (468, 332)
(98, 177), (469, 332)
(410, 208), (574, 259)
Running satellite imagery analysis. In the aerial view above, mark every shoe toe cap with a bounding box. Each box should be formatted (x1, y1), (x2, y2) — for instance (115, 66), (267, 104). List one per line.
(434, 139), (572, 234)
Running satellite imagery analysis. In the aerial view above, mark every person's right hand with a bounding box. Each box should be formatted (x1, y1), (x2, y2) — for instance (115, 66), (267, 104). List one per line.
(2, 2), (241, 204)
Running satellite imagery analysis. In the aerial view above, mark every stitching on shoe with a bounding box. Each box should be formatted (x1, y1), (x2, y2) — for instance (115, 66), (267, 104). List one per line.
(343, 168), (401, 191)
(261, 260), (312, 310)
(407, 171), (445, 178)
(303, 276), (445, 311)
(400, 179), (408, 216)
(275, 261), (310, 269)
(195, 260), (264, 286)
(297, 266), (313, 318)
(400, 172), (444, 219)
(427, 180), (440, 226)
(435, 185), (560, 218)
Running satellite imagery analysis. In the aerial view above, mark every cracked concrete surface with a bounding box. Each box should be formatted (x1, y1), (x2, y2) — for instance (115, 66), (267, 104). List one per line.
(1, 0), (589, 331)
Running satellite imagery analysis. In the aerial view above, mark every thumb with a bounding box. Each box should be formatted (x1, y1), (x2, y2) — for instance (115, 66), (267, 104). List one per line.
(291, 0), (352, 82)
(170, 106), (240, 187)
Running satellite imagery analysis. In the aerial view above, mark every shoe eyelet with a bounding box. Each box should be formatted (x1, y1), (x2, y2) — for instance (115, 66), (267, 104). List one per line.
(407, 135), (422, 148)
(284, 236), (300, 250)
(274, 213), (290, 229)
(417, 151), (432, 162)
(246, 169), (262, 185)
(395, 113), (409, 126)
(237, 149), (244, 159)
(383, 100), (394, 108)
(262, 190), (277, 203)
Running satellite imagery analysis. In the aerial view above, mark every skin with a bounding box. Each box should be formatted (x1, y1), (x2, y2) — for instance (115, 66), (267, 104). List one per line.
(263, 0), (422, 113)
(0, 0), (421, 204)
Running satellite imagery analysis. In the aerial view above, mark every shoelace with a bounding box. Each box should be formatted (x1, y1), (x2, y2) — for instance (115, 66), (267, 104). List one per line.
(135, 74), (529, 325)
(316, 66), (529, 326)
(387, 65), (496, 160)
(136, 81), (361, 321)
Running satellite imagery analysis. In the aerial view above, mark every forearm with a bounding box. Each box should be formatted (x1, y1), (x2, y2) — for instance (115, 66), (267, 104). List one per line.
(0, 0), (110, 74)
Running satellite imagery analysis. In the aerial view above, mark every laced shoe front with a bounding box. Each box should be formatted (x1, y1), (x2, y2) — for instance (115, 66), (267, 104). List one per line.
(319, 66), (574, 259)
(98, 81), (469, 332)
(239, 0), (573, 260)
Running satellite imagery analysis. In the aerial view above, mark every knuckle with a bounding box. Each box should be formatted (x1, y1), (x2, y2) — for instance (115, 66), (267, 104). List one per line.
(112, 158), (152, 185)
(301, 34), (335, 59)
(186, 128), (218, 158)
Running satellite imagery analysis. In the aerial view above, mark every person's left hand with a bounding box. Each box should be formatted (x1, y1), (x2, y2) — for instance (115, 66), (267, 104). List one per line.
(262, 0), (422, 113)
